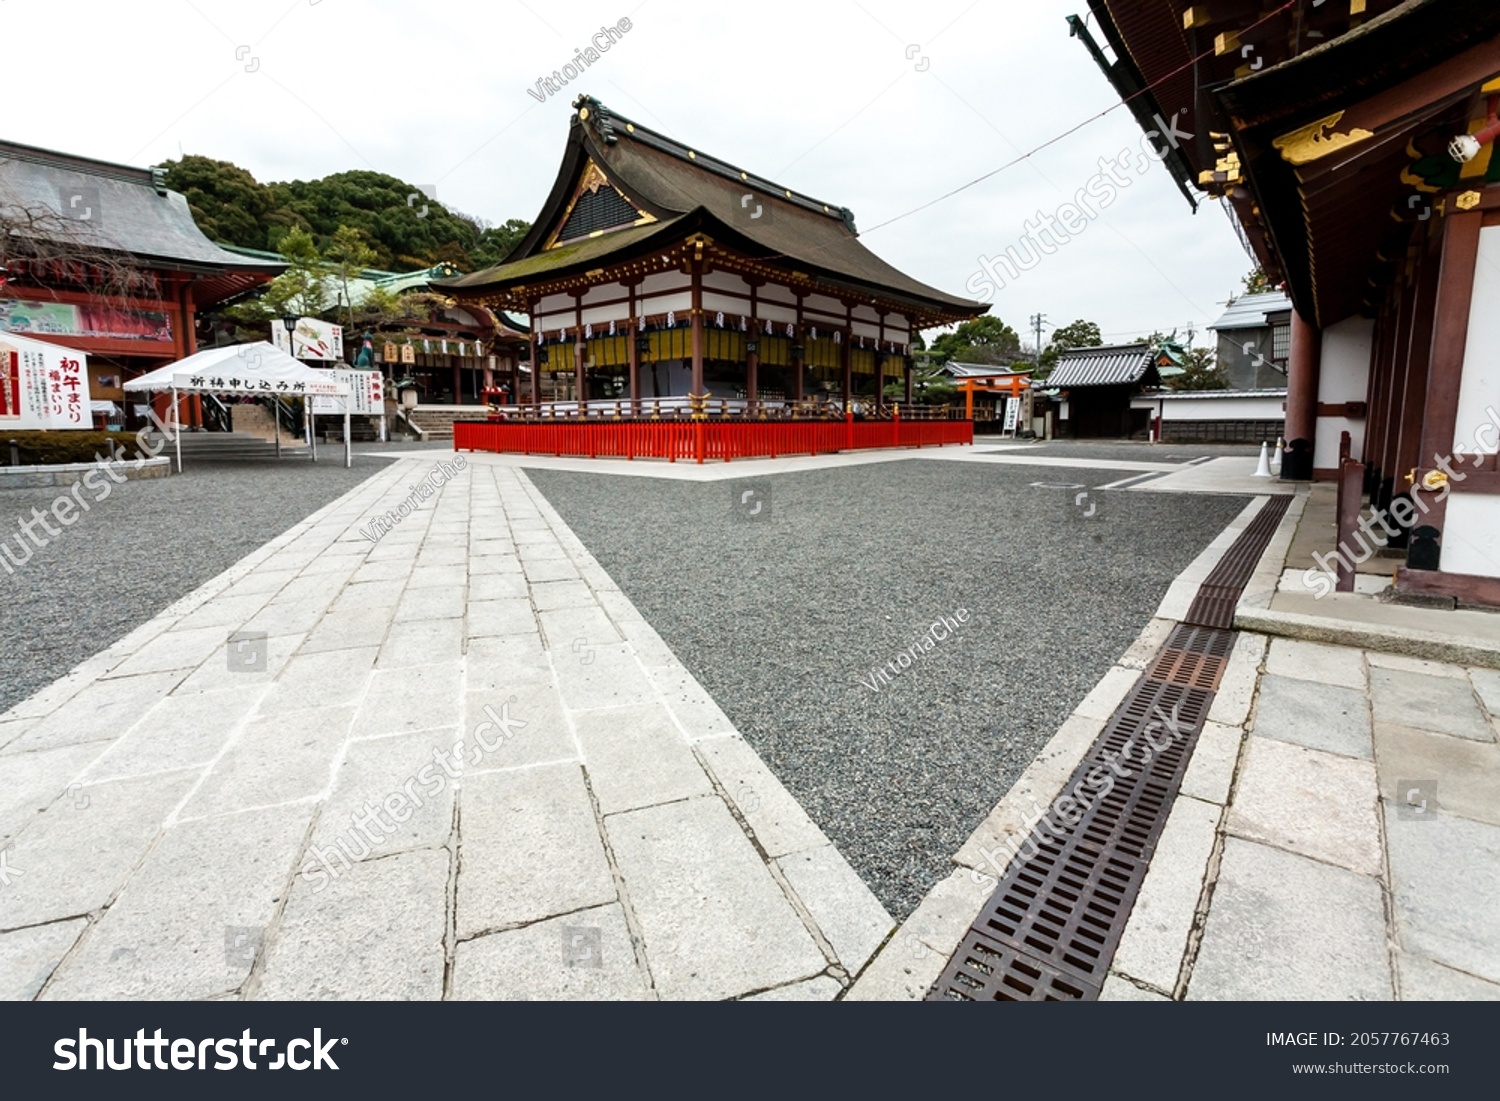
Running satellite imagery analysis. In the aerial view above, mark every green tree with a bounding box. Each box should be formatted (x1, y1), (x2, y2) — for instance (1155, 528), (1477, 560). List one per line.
(1036, 318), (1103, 377)
(929, 316), (1022, 365)
(1242, 267), (1274, 295)
(262, 227), (330, 321)
(326, 225), (379, 331)
(1170, 347), (1228, 391)
(160, 156), (532, 274)
(159, 155), (282, 248)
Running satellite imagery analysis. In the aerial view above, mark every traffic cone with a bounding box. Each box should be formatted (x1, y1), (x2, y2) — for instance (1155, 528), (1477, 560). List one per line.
(1253, 441), (1273, 478)
(1271, 437), (1284, 475)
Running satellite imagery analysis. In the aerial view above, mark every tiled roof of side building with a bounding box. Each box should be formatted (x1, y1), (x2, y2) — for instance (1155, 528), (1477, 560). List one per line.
(1210, 291), (1293, 332)
(0, 140), (282, 273)
(1045, 342), (1159, 388)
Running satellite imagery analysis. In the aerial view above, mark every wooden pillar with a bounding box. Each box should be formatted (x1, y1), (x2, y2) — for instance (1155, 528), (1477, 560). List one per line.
(529, 321), (542, 409)
(746, 344), (759, 407)
(574, 341), (587, 410)
(875, 356), (886, 412)
(628, 320), (641, 416)
(1283, 310), (1321, 479)
(904, 360), (914, 404)
(790, 336), (804, 403)
(1378, 276), (1419, 510)
(452, 358), (463, 406)
(690, 266), (705, 403)
(840, 335), (852, 409)
(1407, 210), (1486, 568)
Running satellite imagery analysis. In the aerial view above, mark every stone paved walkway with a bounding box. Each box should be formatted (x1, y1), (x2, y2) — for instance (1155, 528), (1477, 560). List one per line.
(0, 456), (891, 1000)
(1113, 641), (1500, 1002)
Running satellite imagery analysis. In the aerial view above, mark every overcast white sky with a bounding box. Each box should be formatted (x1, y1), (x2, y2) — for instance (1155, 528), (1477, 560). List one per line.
(3, 0), (1256, 345)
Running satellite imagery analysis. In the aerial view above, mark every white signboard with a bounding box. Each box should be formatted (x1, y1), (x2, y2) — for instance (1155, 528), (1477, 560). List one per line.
(1003, 397), (1020, 433)
(312, 370), (385, 415)
(274, 317), (344, 362)
(0, 336), (93, 429)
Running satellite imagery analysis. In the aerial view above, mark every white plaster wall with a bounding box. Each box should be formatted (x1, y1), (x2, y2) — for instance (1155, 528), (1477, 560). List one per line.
(1316, 316), (1374, 466)
(1451, 225), (1500, 458)
(1155, 396), (1286, 421)
(1438, 493), (1500, 578)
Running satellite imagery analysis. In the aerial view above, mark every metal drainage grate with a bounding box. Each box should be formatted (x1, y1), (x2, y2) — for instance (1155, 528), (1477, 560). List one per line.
(929, 496), (1292, 1002)
(1184, 496), (1291, 629)
(1147, 646), (1228, 691)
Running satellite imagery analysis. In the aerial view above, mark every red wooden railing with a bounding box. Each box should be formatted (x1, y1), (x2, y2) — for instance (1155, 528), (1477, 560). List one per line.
(453, 415), (973, 463)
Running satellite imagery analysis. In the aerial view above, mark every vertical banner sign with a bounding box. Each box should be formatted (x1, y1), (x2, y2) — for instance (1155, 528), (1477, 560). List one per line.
(0, 337), (93, 429)
(1003, 397), (1020, 433)
(312, 371), (385, 415)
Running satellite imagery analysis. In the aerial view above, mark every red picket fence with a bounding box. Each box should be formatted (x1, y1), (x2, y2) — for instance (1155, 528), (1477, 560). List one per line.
(453, 416), (973, 463)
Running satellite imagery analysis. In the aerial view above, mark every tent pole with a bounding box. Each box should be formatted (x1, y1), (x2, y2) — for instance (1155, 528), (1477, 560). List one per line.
(344, 408), (351, 469)
(274, 397), (281, 458)
(172, 386), (182, 474)
(308, 404), (318, 463)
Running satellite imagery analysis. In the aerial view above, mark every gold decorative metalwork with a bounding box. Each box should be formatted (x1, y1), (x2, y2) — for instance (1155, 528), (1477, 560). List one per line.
(1457, 190), (1483, 211)
(1272, 112), (1374, 165)
(1422, 470), (1449, 492)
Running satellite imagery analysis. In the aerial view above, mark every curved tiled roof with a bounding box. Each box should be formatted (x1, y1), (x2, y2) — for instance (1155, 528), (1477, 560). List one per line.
(0, 140), (281, 274)
(439, 97), (985, 325)
(1046, 343), (1159, 388)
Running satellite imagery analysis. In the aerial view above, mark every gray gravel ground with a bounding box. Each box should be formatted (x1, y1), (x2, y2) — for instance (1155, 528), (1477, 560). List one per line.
(528, 459), (1250, 920)
(0, 457), (392, 714)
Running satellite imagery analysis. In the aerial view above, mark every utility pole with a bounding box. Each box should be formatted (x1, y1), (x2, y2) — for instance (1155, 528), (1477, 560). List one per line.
(1030, 313), (1048, 368)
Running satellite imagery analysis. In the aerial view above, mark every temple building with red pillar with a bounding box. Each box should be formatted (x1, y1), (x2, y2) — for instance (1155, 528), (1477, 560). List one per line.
(1078, 0), (1500, 603)
(0, 139), (281, 429)
(438, 96), (987, 420)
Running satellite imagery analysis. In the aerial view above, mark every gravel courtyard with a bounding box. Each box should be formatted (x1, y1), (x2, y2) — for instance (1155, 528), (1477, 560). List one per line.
(0, 456), (396, 714)
(528, 458), (1250, 917)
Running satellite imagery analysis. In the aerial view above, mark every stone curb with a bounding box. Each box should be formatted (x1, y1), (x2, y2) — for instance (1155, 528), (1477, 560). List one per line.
(1233, 607), (1500, 670)
(0, 458), (172, 489)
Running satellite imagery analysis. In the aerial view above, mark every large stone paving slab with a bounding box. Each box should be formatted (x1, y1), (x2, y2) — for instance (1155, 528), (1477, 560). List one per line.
(606, 796), (827, 1000)
(1251, 675), (1372, 760)
(1370, 668), (1492, 743)
(1227, 737), (1382, 876)
(0, 920), (86, 1000)
(254, 849), (449, 1001)
(451, 903), (650, 1001)
(1386, 807), (1500, 985)
(42, 805), (315, 1000)
(0, 770), (200, 930)
(455, 764), (616, 937)
(1189, 838), (1390, 1001)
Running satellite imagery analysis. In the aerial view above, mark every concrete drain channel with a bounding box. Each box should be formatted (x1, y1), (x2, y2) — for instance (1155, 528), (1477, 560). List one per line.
(928, 496), (1291, 1001)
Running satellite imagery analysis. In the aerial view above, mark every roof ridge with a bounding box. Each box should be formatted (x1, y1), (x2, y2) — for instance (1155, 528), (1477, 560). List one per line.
(571, 95), (857, 231)
(0, 139), (157, 186)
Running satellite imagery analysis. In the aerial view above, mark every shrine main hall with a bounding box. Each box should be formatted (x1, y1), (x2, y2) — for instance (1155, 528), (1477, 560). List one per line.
(440, 95), (987, 435)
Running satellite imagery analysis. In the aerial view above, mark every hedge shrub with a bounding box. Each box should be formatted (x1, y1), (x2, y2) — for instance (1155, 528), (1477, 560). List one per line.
(0, 431), (153, 467)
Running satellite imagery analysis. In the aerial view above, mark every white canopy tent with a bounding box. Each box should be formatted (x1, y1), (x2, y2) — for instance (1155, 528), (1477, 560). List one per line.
(125, 342), (352, 470)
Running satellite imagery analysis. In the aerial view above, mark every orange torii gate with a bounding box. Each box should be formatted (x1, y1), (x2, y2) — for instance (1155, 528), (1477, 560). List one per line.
(956, 374), (1031, 421)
